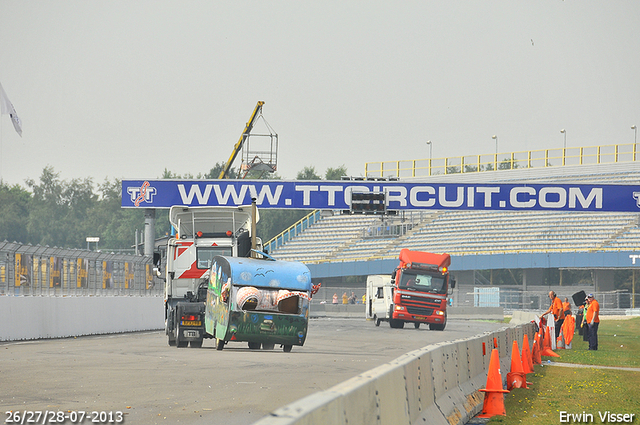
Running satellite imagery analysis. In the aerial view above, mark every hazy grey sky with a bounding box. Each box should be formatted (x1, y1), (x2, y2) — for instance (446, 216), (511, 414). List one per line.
(0, 1), (638, 186)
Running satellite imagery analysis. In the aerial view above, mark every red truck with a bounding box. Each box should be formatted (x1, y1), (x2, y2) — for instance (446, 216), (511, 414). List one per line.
(388, 249), (455, 330)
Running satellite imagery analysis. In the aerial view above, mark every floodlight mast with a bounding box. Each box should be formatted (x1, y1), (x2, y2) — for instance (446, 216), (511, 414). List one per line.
(218, 101), (265, 179)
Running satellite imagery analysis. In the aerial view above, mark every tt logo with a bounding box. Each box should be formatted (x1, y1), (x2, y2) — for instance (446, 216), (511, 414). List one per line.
(127, 181), (157, 206)
(633, 192), (640, 207)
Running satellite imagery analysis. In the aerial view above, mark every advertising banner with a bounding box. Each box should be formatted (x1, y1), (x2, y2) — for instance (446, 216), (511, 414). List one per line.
(50, 257), (62, 288)
(145, 264), (154, 290)
(122, 179), (640, 212)
(102, 261), (113, 289)
(125, 262), (134, 289)
(77, 258), (88, 288)
(15, 254), (31, 287)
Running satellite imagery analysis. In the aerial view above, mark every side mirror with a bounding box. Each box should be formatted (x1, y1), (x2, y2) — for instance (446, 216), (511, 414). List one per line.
(451, 278), (456, 289)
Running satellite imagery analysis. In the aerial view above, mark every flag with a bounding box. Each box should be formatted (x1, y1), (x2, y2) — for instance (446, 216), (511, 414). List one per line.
(0, 82), (22, 137)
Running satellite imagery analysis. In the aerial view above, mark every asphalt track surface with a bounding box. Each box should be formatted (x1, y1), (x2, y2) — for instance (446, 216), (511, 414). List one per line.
(1, 318), (505, 425)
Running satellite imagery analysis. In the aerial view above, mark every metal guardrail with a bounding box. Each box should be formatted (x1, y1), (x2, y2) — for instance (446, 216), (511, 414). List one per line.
(0, 241), (161, 297)
(459, 288), (636, 310)
(365, 142), (639, 178)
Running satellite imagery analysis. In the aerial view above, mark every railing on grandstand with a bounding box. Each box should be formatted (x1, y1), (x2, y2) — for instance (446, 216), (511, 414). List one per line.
(365, 142), (640, 178)
(264, 210), (322, 254)
(0, 241), (162, 297)
(362, 221), (414, 238)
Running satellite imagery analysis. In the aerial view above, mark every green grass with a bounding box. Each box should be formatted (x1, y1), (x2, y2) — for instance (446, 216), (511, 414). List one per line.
(552, 318), (640, 367)
(487, 317), (640, 424)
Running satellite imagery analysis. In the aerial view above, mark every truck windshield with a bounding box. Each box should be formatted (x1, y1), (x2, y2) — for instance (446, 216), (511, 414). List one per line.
(399, 271), (446, 294)
(197, 247), (233, 269)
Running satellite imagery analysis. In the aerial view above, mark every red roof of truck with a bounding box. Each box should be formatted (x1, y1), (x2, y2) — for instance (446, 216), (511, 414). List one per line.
(398, 248), (451, 269)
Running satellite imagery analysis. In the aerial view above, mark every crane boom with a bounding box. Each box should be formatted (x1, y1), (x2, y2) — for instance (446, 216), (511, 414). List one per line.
(218, 101), (265, 179)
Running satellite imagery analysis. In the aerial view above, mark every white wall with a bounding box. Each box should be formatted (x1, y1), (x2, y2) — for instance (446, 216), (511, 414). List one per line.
(0, 296), (164, 341)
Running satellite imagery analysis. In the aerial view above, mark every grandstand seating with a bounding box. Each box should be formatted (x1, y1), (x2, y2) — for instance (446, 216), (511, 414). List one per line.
(269, 161), (640, 263)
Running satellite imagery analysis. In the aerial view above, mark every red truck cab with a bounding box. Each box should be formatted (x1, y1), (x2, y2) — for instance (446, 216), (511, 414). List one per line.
(389, 249), (455, 330)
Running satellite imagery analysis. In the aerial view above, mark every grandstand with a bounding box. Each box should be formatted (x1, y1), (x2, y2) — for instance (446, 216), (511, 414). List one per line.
(268, 144), (640, 309)
(270, 159), (640, 262)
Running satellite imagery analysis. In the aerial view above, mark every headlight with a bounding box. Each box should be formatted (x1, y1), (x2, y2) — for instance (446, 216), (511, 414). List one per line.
(435, 310), (445, 316)
(395, 305), (405, 311)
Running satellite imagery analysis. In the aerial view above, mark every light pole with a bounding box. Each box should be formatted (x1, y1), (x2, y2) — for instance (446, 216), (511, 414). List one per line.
(492, 135), (497, 170)
(632, 125), (637, 161)
(560, 129), (566, 166)
(426, 140), (432, 176)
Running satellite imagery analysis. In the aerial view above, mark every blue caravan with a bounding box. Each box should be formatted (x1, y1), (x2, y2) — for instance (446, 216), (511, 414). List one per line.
(205, 255), (313, 352)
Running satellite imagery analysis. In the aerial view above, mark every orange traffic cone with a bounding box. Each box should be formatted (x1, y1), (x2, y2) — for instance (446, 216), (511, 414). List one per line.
(531, 334), (542, 366)
(506, 340), (527, 390)
(541, 326), (560, 358)
(521, 334), (535, 375)
(538, 327), (544, 352)
(478, 348), (509, 418)
(556, 327), (565, 349)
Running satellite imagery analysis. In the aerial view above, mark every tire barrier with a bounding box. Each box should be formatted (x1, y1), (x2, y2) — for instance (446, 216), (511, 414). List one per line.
(252, 322), (535, 425)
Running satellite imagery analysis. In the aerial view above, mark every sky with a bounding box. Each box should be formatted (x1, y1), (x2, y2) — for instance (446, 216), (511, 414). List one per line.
(0, 1), (639, 187)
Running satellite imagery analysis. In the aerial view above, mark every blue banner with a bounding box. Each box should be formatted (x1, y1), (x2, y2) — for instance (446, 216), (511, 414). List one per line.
(121, 179), (640, 212)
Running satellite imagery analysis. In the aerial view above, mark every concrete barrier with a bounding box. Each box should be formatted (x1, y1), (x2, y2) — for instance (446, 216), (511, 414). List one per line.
(252, 322), (534, 425)
(0, 295), (164, 341)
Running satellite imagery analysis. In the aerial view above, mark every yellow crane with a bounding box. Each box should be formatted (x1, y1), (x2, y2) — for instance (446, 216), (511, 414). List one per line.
(218, 101), (265, 179)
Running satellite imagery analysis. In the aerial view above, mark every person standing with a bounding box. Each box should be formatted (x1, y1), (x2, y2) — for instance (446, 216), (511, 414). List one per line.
(542, 291), (565, 339)
(585, 293), (600, 350)
(563, 297), (571, 317)
(581, 298), (590, 342)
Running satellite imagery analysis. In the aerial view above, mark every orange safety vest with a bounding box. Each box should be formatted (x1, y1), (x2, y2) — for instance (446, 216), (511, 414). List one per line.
(552, 297), (565, 321)
(586, 299), (600, 323)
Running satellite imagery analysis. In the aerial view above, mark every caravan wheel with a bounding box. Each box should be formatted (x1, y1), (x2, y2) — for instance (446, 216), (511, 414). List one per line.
(374, 315), (381, 327)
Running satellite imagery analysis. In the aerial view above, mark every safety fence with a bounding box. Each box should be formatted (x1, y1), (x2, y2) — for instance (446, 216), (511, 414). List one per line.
(0, 241), (161, 297)
(365, 142), (640, 178)
(460, 287), (636, 311)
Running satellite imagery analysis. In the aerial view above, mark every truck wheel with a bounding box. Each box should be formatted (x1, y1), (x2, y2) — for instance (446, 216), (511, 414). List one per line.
(248, 342), (261, 349)
(374, 315), (381, 327)
(262, 343), (275, 350)
(215, 338), (225, 351)
(414, 322), (420, 329)
(190, 340), (203, 348)
(389, 319), (404, 329)
(283, 345), (292, 352)
(168, 335), (176, 346)
(430, 322), (446, 331)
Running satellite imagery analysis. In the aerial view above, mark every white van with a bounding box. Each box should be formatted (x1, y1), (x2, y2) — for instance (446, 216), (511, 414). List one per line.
(365, 275), (394, 326)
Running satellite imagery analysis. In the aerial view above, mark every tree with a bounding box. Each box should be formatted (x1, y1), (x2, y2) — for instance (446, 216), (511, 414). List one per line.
(325, 165), (348, 180)
(26, 166), (97, 248)
(0, 181), (31, 243)
(296, 166), (321, 180)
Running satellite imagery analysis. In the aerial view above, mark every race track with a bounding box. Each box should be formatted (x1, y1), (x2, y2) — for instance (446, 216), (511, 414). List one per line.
(1, 318), (506, 425)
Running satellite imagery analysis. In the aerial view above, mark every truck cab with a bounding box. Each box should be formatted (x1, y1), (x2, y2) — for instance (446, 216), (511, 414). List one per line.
(365, 275), (394, 326)
(388, 249), (455, 330)
(164, 205), (258, 347)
